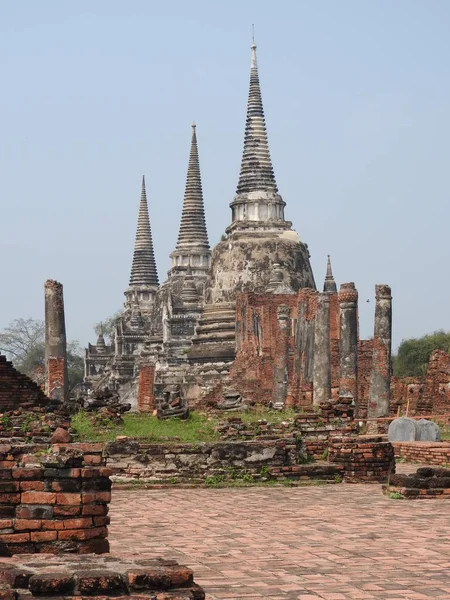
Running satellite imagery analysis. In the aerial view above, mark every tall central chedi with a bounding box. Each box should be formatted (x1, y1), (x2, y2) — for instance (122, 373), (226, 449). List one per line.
(190, 42), (316, 366)
(204, 42), (315, 304)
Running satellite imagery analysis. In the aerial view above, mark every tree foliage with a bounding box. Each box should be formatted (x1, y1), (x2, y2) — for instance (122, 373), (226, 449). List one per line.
(94, 310), (122, 342)
(0, 318), (84, 390)
(0, 319), (44, 364)
(392, 330), (450, 378)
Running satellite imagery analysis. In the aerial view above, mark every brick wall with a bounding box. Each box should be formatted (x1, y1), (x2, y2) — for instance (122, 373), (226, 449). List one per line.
(137, 364), (155, 413)
(194, 292), (450, 418)
(0, 443), (111, 554)
(230, 293), (299, 406)
(390, 377), (423, 415)
(389, 350), (450, 417)
(104, 438), (306, 484)
(422, 350), (450, 414)
(393, 442), (450, 465)
(0, 356), (51, 412)
(217, 412), (357, 460)
(219, 291), (377, 411)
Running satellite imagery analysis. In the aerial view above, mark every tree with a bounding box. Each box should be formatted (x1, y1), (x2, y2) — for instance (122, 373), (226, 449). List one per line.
(0, 318), (85, 390)
(392, 330), (450, 378)
(0, 318), (44, 366)
(94, 310), (122, 342)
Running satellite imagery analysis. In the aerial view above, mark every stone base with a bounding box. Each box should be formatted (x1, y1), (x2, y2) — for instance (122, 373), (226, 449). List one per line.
(0, 554), (205, 599)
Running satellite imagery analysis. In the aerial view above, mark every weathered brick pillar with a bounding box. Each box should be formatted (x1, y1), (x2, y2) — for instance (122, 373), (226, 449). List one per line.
(273, 304), (290, 409)
(294, 289), (318, 406)
(338, 283), (359, 414)
(44, 280), (68, 402)
(313, 293), (331, 406)
(368, 284), (392, 427)
(137, 363), (155, 412)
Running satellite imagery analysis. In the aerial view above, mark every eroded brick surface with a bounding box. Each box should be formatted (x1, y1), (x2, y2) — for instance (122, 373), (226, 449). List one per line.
(0, 444), (111, 554)
(0, 554), (203, 599)
(0, 357), (50, 412)
(137, 364), (155, 413)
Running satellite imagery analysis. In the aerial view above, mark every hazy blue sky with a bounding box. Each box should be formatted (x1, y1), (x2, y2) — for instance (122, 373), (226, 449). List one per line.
(1, 0), (449, 351)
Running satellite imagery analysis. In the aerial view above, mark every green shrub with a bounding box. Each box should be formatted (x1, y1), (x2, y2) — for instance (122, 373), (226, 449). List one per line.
(389, 492), (404, 500)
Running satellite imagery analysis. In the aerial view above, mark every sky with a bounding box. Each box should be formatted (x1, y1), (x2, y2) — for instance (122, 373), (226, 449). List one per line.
(0, 0), (449, 351)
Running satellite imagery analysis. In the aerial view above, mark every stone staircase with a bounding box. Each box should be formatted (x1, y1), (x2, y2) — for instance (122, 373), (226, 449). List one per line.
(188, 302), (236, 363)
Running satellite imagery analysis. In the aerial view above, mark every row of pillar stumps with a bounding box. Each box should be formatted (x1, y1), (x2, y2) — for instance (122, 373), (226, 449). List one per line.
(274, 283), (392, 424)
(42, 277), (392, 424)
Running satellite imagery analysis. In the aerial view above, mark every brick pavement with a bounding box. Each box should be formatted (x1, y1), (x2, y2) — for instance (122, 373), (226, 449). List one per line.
(109, 483), (450, 599)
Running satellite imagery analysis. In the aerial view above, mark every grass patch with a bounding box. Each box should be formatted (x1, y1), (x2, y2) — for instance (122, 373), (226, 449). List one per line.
(229, 407), (299, 424)
(71, 407), (303, 444)
(71, 410), (221, 443)
(440, 427), (450, 440)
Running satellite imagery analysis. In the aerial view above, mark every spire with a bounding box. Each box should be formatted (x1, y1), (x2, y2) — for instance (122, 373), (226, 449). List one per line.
(96, 323), (106, 351)
(129, 176), (159, 287)
(236, 42), (278, 194)
(175, 124), (209, 250)
(323, 255), (337, 293)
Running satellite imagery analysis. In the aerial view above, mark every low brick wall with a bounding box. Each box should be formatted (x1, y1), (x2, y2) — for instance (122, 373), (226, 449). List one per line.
(329, 435), (395, 483)
(0, 442), (111, 554)
(216, 414), (357, 460)
(0, 554), (205, 599)
(384, 467), (450, 499)
(104, 438), (308, 484)
(393, 442), (450, 466)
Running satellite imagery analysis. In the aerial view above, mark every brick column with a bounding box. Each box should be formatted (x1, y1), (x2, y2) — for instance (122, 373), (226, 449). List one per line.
(273, 305), (290, 409)
(295, 289), (317, 403)
(313, 293), (331, 406)
(338, 283), (359, 414)
(44, 280), (68, 402)
(137, 364), (155, 412)
(368, 284), (392, 426)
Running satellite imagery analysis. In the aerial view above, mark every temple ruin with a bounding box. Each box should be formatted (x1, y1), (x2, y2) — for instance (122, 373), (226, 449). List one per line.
(83, 42), (393, 420)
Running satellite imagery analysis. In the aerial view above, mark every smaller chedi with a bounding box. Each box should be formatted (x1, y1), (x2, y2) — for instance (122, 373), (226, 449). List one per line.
(84, 41), (393, 422)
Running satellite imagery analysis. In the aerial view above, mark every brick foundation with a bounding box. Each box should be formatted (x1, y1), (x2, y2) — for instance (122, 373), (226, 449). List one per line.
(0, 443), (111, 554)
(384, 467), (450, 499)
(328, 435), (395, 482)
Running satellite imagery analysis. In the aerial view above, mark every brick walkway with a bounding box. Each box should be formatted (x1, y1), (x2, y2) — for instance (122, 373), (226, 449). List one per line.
(109, 484), (450, 599)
